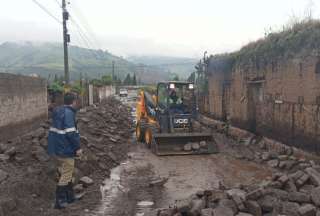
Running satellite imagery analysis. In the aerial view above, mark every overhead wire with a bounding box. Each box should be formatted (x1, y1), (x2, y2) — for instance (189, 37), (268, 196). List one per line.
(31, 0), (62, 24)
(54, 0), (61, 8)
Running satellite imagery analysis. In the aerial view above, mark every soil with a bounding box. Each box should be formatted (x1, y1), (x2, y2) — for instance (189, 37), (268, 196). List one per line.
(0, 95), (283, 216)
(0, 97), (133, 216)
(88, 129), (273, 216)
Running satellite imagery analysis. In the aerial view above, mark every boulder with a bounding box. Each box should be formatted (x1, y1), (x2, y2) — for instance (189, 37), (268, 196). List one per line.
(296, 174), (310, 187)
(80, 176), (94, 186)
(199, 141), (207, 148)
(4, 147), (16, 157)
(213, 206), (234, 216)
(0, 143), (7, 154)
(267, 159), (279, 168)
(298, 204), (316, 216)
(226, 189), (246, 200)
(236, 213), (253, 216)
(300, 185), (315, 194)
(246, 188), (264, 200)
(0, 170), (8, 183)
(175, 199), (190, 213)
(264, 188), (288, 201)
(278, 174), (289, 184)
(281, 201), (300, 216)
(189, 198), (205, 215)
(191, 143), (200, 151)
(200, 208), (213, 216)
(184, 144), (192, 151)
(311, 187), (320, 206)
(289, 170), (305, 181)
(219, 199), (238, 214)
(0, 198), (16, 215)
(306, 168), (320, 186)
(288, 192), (310, 203)
(245, 200), (262, 216)
(284, 180), (297, 192)
(73, 184), (84, 193)
(257, 195), (277, 212)
(0, 154), (10, 163)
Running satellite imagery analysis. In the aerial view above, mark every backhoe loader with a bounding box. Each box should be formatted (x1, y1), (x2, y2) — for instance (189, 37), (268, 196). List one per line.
(136, 81), (217, 155)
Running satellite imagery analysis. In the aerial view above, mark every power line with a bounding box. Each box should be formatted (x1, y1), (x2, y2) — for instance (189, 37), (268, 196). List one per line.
(69, 16), (96, 50)
(54, 0), (61, 8)
(68, 6), (101, 49)
(31, 0), (62, 24)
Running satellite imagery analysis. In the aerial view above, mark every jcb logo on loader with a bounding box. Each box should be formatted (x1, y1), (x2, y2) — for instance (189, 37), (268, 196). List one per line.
(174, 119), (189, 124)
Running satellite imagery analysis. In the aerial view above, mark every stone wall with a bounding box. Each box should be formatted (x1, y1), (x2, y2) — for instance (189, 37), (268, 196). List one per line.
(0, 73), (48, 141)
(207, 55), (320, 153)
(207, 46), (320, 154)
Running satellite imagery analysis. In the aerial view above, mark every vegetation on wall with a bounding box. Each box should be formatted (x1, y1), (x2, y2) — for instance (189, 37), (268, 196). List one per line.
(208, 19), (320, 73)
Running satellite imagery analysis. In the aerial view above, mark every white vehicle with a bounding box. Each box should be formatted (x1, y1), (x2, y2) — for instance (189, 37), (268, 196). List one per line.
(119, 88), (128, 97)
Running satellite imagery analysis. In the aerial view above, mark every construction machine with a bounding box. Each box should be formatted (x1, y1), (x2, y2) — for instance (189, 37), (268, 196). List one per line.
(136, 81), (217, 155)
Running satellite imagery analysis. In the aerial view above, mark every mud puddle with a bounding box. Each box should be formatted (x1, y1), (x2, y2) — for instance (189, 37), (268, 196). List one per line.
(90, 151), (162, 216)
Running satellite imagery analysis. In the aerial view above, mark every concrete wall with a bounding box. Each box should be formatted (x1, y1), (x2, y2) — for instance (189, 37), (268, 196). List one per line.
(0, 73), (48, 141)
(207, 55), (320, 153)
(98, 85), (115, 102)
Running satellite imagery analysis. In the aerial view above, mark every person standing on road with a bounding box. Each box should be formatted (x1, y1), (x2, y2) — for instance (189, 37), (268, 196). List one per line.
(47, 93), (82, 209)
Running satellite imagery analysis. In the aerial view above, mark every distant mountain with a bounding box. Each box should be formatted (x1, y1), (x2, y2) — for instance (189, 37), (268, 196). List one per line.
(127, 56), (198, 80)
(0, 42), (137, 81)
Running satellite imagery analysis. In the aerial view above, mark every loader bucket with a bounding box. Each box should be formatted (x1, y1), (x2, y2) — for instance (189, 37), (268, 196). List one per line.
(152, 132), (218, 156)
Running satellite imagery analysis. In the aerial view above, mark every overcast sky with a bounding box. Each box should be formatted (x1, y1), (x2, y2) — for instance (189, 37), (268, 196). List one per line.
(0, 0), (319, 58)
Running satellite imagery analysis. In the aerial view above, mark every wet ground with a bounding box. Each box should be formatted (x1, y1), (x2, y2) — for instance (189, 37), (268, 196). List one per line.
(89, 136), (272, 216)
(85, 93), (272, 216)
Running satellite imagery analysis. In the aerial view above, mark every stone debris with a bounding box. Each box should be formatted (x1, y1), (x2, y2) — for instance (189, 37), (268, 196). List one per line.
(153, 134), (320, 216)
(0, 97), (133, 215)
(149, 176), (169, 187)
(80, 176), (94, 186)
(0, 170), (8, 183)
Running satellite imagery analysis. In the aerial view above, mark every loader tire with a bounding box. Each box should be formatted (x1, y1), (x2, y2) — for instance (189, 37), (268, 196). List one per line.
(136, 120), (147, 142)
(144, 125), (158, 149)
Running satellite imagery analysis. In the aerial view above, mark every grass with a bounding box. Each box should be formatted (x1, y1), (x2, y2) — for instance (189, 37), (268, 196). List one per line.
(209, 19), (320, 72)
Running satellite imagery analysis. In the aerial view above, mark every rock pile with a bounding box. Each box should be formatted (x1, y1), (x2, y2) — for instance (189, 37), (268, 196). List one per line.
(0, 97), (133, 216)
(149, 136), (320, 216)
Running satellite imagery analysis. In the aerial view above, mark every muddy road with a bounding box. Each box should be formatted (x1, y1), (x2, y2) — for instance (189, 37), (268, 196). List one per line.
(91, 136), (272, 216)
(90, 95), (272, 216)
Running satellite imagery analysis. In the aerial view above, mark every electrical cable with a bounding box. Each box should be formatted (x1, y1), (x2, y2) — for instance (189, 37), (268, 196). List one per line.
(31, 0), (62, 24)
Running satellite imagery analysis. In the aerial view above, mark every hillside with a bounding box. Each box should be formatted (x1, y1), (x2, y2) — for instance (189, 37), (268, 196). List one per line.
(0, 42), (137, 81)
(127, 55), (197, 80)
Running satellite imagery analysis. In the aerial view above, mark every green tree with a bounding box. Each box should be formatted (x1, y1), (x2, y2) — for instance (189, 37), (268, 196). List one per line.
(49, 81), (64, 93)
(173, 74), (179, 81)
(123, 73), (132, 85)
(188, 72), (196, 82)
(132, 73), (137, 85)
(101, 75), (113, 85)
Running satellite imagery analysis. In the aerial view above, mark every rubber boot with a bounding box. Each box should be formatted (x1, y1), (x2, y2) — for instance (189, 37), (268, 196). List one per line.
(54, 185), (68, 209)
(66, 182), (76, 204)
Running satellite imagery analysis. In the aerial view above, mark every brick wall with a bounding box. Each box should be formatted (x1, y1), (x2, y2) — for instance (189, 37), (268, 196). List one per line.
(207, 55), (320, 153)
(0, 73), (48, 141)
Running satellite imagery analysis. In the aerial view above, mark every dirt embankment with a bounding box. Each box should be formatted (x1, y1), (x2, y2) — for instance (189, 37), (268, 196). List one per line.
(0, 97), (133, 216)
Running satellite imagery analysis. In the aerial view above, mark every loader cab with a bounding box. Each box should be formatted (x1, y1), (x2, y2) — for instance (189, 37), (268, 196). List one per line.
(156, 81), (197, 133)
(156, 81), (196, 115)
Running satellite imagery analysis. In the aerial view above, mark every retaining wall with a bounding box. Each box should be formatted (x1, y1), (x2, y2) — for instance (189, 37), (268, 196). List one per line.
(0, 73), (48, 141)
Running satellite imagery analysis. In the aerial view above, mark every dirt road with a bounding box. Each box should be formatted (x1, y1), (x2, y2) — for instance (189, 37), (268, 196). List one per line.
(91, 132), (272, 216)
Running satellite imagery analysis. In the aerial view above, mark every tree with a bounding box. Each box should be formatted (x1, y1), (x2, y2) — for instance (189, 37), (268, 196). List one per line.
(188, 72), (196, 82)
(132, 73), (137, 85)
(101, 75), (113, 85)
(173, 74), (179, 81)
(123, 73), (132, 85)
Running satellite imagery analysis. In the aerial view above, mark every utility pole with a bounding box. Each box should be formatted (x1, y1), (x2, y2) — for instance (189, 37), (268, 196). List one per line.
(112, 61), (115, 80)
(62, 0), (70, 84)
